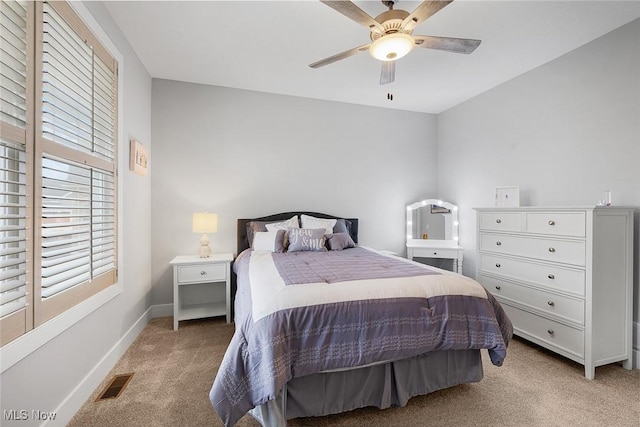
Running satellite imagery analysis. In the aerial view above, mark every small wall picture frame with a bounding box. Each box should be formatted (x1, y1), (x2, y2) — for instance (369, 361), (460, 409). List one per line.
(129, 139), (148, 176)
(495, 186), (520, 207)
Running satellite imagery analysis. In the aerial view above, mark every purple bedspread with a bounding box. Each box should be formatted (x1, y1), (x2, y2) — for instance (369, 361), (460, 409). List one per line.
(210, 248), (512, 426)
(272, 248), (440, 285)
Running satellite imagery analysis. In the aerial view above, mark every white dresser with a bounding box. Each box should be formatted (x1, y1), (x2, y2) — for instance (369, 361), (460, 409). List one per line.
(475, 207), (634, 379)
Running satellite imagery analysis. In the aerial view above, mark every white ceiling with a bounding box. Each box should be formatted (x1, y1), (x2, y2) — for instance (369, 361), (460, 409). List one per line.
(104, 1), (640, 114)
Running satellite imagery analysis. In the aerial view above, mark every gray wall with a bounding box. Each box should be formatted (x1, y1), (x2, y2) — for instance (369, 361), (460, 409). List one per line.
(150, 80), (438, 305)
(437, 20), (640, 356)
(0, 2), (153, 426)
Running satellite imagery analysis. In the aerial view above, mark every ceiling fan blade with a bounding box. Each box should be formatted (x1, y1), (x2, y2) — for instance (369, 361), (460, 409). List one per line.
(309, 43), (371, 68)
(402, 1), (453, 31)
(414, 35), (481, 54)
(380, 61), (395, 85)
(320, 1), (385, 34)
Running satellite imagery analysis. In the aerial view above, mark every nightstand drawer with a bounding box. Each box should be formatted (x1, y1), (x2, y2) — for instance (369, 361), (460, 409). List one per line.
(481, 274), (584, 325)
(479, 233), (585, 266)
(479, 254), (585, 296)
(525, 212), (586, 237)
(502, 303), (584, 359)
(178, 263), (226, 283)
(478, 212), (522, 232)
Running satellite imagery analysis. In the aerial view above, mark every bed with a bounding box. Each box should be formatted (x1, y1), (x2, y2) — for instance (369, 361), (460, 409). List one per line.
(210, 212), (512, 427)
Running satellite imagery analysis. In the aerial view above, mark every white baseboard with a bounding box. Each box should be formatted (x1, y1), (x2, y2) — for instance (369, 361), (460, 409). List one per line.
(151, 303), (173, 318)
(45, 306), (155, 427)
(633, 321), (640, 370)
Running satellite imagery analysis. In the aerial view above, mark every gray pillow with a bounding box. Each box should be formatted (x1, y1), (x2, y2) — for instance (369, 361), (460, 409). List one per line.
(326, 232), (356, 251)
(287, 228), (327, 252)
(333, 218), (351, 235)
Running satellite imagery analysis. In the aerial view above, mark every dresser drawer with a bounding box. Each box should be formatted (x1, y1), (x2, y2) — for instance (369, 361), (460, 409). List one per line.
(480, 274), (584, 325)
(525, 212), (586, 237)
(479, 233), (586, 266)
(478, 212), (522, 232)
(501, 303), (584, 359)
(178, 263), (227, 283)
(479, 254), (585, 296)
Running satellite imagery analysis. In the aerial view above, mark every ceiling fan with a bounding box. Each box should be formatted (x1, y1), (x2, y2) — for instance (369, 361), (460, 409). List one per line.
(309, 0), (481, 85)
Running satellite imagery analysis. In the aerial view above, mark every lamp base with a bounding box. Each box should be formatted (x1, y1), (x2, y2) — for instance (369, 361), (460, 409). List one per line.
(198, 234), (212, 258)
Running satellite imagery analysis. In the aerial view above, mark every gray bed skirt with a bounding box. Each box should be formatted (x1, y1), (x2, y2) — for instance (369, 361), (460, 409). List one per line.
(249, 349), (483, 426)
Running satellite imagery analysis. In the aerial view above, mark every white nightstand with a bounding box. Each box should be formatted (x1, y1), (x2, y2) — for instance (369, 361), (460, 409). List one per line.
(170, 253), (233, 330)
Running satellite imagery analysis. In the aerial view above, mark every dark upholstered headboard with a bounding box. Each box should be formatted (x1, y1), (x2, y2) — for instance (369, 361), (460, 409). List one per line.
(236, 212), (359, 255)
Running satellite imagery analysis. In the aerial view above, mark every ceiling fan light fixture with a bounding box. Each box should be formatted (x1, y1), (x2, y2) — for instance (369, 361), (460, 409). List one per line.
(369, 32), (414, 61)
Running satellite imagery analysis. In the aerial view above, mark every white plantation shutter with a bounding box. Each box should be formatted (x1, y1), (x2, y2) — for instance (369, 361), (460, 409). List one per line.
(0, 0), (32, 346)
(0, 0), (118, 344)
(36, 1), (118, 324)
(41, 1), (117, 162)
(0, 141), (27, 316)
(1, 0), (28, 129)
(41, 157), (92, 298)
(91, 169), (115, 276)
(93, 56), (116, 161)
(39, 158), (116, 301)
(41, 2), (93, 154)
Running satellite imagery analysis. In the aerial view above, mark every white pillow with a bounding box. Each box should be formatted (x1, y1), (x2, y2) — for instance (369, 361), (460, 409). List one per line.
(265, 215), (299, 232)
(252, 230), (286, 252)
(300, 214), (336, 234)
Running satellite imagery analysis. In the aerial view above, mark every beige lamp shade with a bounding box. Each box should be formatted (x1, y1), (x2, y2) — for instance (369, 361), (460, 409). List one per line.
(192, 213), (218, 234)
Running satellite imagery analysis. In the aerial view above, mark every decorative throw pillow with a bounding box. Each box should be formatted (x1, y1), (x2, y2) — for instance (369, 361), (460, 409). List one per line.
(265, 215), (299, 232)
(247, 216), (299, 248)
(252, 230), (286, 252)
(333, 218), (351, 235)
(326, 232), (356, 251)
(287, 228), (327, 252)
(300, 214), (337, 234)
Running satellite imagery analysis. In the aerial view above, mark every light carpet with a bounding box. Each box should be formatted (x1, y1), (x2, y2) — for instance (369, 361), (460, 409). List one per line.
(67, 317), (640, 427)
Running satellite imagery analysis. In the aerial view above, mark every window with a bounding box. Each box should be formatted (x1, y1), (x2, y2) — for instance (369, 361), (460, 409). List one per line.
(0, 0), (118, 346)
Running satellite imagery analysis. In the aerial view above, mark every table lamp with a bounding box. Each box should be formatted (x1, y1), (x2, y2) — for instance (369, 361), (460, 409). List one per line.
(192, 212), (218, 257)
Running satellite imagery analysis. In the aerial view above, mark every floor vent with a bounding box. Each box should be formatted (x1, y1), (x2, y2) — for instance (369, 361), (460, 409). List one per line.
(96, 373), (134, 401)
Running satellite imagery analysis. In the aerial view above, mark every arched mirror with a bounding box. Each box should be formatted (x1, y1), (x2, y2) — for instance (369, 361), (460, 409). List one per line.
(406, 199), (463, 274)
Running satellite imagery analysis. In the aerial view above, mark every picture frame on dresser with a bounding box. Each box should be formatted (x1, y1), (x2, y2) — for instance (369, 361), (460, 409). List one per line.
(474, 206), (634, 379)
(495, 186), (520, 207)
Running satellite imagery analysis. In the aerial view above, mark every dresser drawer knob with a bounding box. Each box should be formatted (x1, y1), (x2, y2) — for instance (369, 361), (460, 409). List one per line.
(547, 300), (555, 307)
(548, 220), (555, 226)
(200, 271), (207, 275)
(547, 329), (555, 335)
(433, 252), (438, 255)
(496, 219), (502, 224)
(496, 241), (502, 246)
(548, 247), (556, 253)
(495, 263), (501, 268)
(548, 274), (555, 280)
(495, 285), (501, 290)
